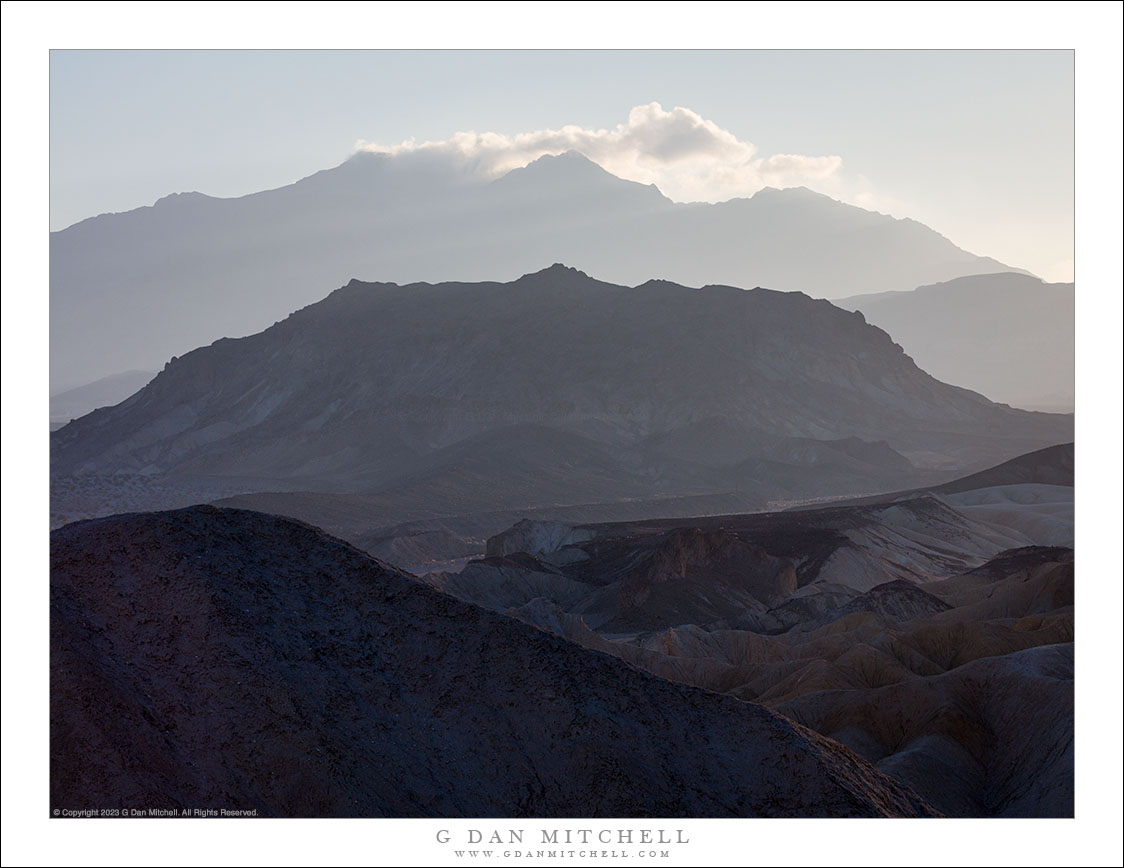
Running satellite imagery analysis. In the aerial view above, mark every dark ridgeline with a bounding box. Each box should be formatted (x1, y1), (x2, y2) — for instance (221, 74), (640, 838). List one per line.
(50, 506), (940, 818)
(51, 266), (1072, 531)
(818, 442), (1074, 508)
(51, 150), (1020, 389)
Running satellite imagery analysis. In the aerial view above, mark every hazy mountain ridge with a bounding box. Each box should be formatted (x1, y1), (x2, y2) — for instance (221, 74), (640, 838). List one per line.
(50, 370), (155, 428)
(835, 273), (1074, 410)
(51, 266), (1069, 474)
(51, 150), (1022, 386)
(809, 443), (1074, 510)
(50, 267), (1071, 534)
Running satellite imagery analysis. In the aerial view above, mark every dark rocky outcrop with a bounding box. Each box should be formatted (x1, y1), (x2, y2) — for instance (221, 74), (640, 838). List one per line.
(448, 450), (1074, 816)
(933, 443), (1074, 493)
(609, 528), (798, 630)
(51, 506), (939, 818)
(776, 643), (1074, 818)
(52, 268), (1070, 494)
(824, 580), (952, 622)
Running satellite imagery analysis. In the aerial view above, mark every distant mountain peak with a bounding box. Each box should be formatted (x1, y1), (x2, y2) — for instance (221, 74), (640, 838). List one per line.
(529, 149), (600, 166)
(53, 151), (1026, 386)
(746, 186), (844, 208)
(504, 150), (608, 177)
(519, 263), (593, 281)
(635, 277), (693, 290)
(497, 151), (667, 199)
(153, 190), (210, 206)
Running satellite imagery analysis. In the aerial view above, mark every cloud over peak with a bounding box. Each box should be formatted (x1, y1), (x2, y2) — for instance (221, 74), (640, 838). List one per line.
(357, 102), (842, 203)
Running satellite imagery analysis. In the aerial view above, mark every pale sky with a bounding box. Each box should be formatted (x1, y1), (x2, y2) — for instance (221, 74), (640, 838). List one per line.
(50, 49), (1075, 282)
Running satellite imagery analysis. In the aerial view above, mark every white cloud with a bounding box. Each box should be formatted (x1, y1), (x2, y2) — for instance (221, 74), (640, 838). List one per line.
(357, 102), (843, 203)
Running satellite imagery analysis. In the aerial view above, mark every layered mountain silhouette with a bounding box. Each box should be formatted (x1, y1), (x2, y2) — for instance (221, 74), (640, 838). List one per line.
(50, 369), (154, 430)
(51, 150), (1020, 387)
(51, 505), (939, 817)
(50, 266), (1072, 535)
(824, 442), (1074, 509)
(50, 445), (1070, 816)
(835, 273), (1075, 411)
(433, 445), (1074, 816)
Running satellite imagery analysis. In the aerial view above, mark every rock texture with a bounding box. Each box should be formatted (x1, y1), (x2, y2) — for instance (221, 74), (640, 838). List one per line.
(486, 519), (594, 559)
(444, 450), (1074, 817)
(608, 529), (798, 631)
(50, 506), (939, 818)
(814, 579), (953, 624)
(503, 550), (1073, 818)
(778, 643), (1073, 817)
(445, 480), (1068, 632)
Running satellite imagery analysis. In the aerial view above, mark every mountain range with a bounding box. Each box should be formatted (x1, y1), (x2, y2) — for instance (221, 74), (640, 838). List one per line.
(50, 441), (1074, 816)
(46, 151), (1076, 821)
(836, 273), (1075, 411)
(49, 369), (154, 430)
(50, 266), (1072, 539)
(51, 150), (1022, 389)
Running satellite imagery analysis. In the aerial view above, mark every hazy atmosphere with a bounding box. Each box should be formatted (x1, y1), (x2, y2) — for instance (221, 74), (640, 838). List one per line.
(43, 45), (1084, 821)
(50, 49), (1075, 282)
(5, 5), (1121, 865)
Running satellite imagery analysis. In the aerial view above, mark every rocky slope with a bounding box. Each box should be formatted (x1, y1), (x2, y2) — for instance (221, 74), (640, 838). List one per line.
(818, 442), (1073, 509)
(438, 459), (1071, 634)
(50, 506), (939, 818)
(777, 642), (1073, 817)
(51, 266), (1071, 531)
(502, 549), (1073, 819)
(430, 448), (1074, 816)
(52, 150), (1019, 386)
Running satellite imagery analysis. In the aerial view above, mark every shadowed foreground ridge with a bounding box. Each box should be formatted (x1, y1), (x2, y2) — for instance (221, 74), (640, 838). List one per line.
(51, 506), (939, 818)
